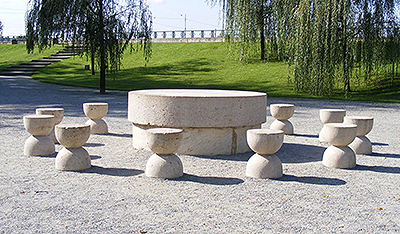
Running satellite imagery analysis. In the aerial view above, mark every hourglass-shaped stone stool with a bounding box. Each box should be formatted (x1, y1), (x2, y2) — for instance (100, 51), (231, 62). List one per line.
(319, 109), (346, 142)
(270, 104), (294, 135)
(23, 115), (55, 156)
(322, 123), (357, 169)
(145, 128), (184, 179)
(83, 103), (108, 134)
(344, 116), (374, 154)
(246, 129), (284, 179)
(55, 124), (91, 171)
(36, 108), (64, 143)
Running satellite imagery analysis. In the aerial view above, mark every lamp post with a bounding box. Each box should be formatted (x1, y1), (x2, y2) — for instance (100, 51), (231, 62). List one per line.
(180, 14), (186, 38)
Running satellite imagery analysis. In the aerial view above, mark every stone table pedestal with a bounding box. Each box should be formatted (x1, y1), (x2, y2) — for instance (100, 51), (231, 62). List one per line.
(344, 116), (374, 154)
(83, 103), (108, 134)
(322, 123), (357, 169)
(128, 89), (267, 156)
(319, 109), (346, 142)
(145, 128), (184, 179)
(246, 129), (284, 179)
(23, 115), (55, 156)
(55, 124), (91, 171)
(36, 107), (64, 143)
(269, 104), (294, 134)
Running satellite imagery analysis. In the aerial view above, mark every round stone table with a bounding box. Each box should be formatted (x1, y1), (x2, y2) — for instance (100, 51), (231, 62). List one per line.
(128, 89), (267, 155)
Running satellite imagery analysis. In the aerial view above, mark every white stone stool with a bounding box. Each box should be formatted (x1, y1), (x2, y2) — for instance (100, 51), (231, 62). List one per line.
(246, 129), (284, 179)
(36, 107), (64, 143)
(322, 123), (357, 169)
(145, 128), (184, 179)
(270, 104), (294, 135)
(23, 115), (55, 156)
(319, 109), (346, 142)
(55, 124), (91, 171)
(344, 116), (374, 154)
(83, 103), (108, 134)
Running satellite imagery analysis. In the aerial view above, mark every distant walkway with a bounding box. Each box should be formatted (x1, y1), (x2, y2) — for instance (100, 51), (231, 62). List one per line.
(0, 46), (78, 77)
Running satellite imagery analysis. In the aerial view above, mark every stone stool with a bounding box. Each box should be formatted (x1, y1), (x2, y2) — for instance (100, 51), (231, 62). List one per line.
(83, 103), (108, 134)
(246, 129), (284, 179)
(23, 115), (55, 156)
(55, 124), (91, 171)
(36, 107), (64, 143)
(344, 116), (374, 154)
(322, 123), (357, 169)
(270, 104), (294, 135)
(145, 128), (184, 179)
(319, 109), (346, 142)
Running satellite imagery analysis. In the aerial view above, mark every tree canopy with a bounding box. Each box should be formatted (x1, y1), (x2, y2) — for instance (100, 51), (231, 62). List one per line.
(26, 0), (152, 93)
(210, 0), (400, 96)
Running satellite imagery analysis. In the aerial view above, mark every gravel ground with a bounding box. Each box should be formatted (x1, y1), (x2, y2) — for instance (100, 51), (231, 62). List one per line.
(0, 75), (399, 233)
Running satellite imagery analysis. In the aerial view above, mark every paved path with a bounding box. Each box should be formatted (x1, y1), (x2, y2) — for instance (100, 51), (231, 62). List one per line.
(0, 73), (399, 233)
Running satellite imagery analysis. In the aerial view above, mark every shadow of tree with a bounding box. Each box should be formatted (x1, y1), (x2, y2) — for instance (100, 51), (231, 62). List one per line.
(368, 152), (400, 159)
(176, 173), (244, 185)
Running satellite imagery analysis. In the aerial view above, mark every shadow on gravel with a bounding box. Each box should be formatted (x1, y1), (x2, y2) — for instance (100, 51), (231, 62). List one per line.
(107, 132), (132, 138)
(368, 152), (400, 158)
(292, 133), (319, 139)
(90, 155), (102, 160)
(277, 174), (346, 186)
(278, 143), (324, 163)
(372, 142), (390, 146)
(84, 143), (105, 147)
(80, 165), (144, 177)
(177, 173), (244, 185)
(353, 164), (400, 174)
(192, 153), (252, 162)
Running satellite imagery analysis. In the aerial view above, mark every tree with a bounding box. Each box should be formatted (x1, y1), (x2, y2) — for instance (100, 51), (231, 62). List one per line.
(212, 0), (400, 95)
(209, 0), (293, 62)
(26, 0), (152, 93)
(0, 21), (3, 36)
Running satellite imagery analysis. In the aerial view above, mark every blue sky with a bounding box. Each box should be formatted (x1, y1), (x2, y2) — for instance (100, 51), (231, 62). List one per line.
(0, 0), (223, 36)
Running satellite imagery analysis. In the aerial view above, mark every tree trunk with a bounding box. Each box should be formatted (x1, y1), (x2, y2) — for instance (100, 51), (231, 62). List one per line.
(392, 59), (395, 85)
(91, 49), (95, 76)
(98, 0), (106, 93)
(259, 0), (265, 60)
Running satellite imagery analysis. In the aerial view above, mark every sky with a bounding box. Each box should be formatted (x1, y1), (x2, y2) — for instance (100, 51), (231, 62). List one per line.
(0, 0), (223, 37)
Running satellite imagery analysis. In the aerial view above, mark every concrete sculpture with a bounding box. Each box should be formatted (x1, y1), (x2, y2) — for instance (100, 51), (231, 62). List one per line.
(269, 104), (294, 134)
(35, 107), (64, 143)
(83, 102), (108, 134)
(344, 116), (374, 154)
(23, 114), (55, 156)
(319, 109), (346, 142)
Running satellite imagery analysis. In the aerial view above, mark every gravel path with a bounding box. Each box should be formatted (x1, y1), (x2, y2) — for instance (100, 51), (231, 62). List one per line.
(0, 74), (399, 233)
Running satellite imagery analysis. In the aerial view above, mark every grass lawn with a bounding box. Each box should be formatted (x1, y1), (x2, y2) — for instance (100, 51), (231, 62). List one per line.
(0, 44), (63, 71)
(18, 42), (400, 103)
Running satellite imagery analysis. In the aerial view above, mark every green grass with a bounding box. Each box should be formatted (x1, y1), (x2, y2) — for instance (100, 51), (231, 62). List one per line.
(0, 44), (63, 71)
(28, 42), (400, 102)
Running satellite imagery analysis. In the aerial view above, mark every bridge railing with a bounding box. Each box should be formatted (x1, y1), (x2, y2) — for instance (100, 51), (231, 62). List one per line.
(152, 30), (224, 39)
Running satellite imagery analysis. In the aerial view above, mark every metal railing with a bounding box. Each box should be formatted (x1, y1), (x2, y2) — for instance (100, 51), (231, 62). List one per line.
(152, 30), (224, 39)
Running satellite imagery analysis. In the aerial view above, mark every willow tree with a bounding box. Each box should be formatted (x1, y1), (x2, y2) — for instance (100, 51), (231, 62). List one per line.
(291, 0), (399, 95)
(209, 0), (295, 61)
(26, 0), (152, 93)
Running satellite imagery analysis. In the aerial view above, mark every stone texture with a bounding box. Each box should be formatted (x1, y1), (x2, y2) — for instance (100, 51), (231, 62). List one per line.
(83, 103), (108, 120)
(24, 135), (55, 156)
(145, 154), (184, 179)
(246, 129), (284, 155)
(323, 123), (357, 147)
(132, 124), (260, 156)
(55, 147), (91, 171)
(319, 109), (346, 124)
(85, 119), (108, 135)
(128, 89), (267, 128)
(146, 128), (183, 155)
(55, 124), (91, 148)
(36, 108), (64, 143)
(270, 120), (294, 135)
(23, 115), (55, 136)
(344, 116), (373, 136)
(270, 104), (294, 120)
(349, 136), (373, 155)
(246, 154), (283, 179)
(322, 145), (356, 169)
(128, 89), (266, 156)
